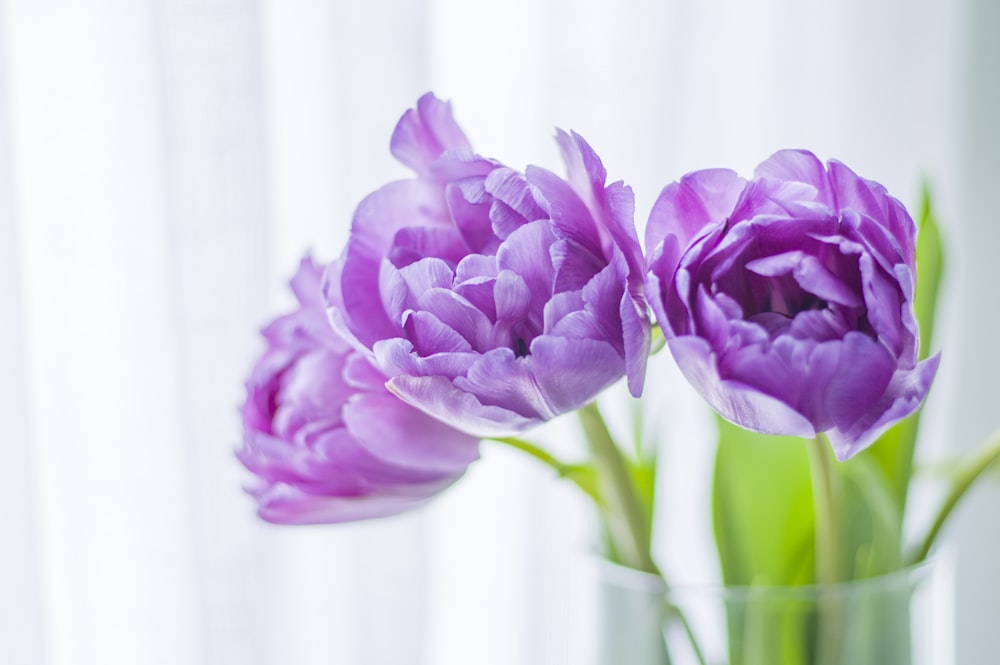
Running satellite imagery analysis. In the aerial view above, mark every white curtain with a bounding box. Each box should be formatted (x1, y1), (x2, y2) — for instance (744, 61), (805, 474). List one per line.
(2, 1), (997, 664)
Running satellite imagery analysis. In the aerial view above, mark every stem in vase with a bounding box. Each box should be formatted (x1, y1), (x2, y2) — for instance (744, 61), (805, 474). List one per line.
(806, 433), (843, 665)
(578, 400), (660, 576)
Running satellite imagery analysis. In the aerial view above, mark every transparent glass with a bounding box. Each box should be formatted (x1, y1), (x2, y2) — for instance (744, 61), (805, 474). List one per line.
(593, 557), (954, 665)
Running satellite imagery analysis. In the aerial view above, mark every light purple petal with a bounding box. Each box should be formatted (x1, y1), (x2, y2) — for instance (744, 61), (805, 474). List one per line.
(377, 259), (409, 326)
(527, 335), (626, 414)
(455, 348), (559, 419)
(446, 182), (499, 254)
(644, 235), (680, 329)
(549, 261), (626, 349)
(496, 220), (557, 317)
(645, 168), (745, 254)
(342, 353), (387, 392)
(788, 309), (850, 341)
(550, 237), (605, 292)
(484, 167), (546, 235)
(859, 252), (904, 356)
(398, 257), (455, 297)
(826, 353), (941, 460)
(253, 482), (453, 525)
(390, 93), (472, 178)
(554, 131), (645, 286)
(402, 310), (473, 355)
(651, 151), (931, 451)
(343, 392), (479, 473)
(455, 254), (498, 282)
(543, 290), (586, 332)
(753, 149), (833, 207)
(620, 292), (650, 397)
(527, 164), (607, 260)
(387, 374), (542, 436)
(388, 225), (469, 268)
(555, 129), (606, 200)
(417, 288), (496, 351)
(454, 277), (497, 322)
(373, 337), (477, 379)
(494, 270), (532, 326)
(668, 336), (816, 438)
(823, 331), (897, 434)
(336, 179), (446, 347)
(746, 250), (862, 307)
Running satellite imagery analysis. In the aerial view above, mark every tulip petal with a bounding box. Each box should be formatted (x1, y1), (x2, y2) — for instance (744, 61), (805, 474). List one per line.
(621, 291), (650, 397)
(387, 373), (542, 436)
(253, 482), (452, 525)
(527, 164), (607, 260)
(528, 336), (626, 413)
(485, 167), (546, 233)
(418, 288), (495, 351)
(645, 169), (745, 253)
(373, 337), (476, 379)
(826, 353), (940, 460)
(242, 252), (480, 524)
(668, 336), (816, 438)
(332, 97), (644, 435)
(753, 149), (834, 208)
(390, 93), (472, 178)
(403, 310), (473, 355)
(344, 392), (479, 473)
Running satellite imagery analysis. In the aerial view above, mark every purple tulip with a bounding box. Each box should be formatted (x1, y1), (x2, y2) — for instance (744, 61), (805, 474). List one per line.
(645, 150), (939, 460)
(326, 93), (649, 436)
(239, 256), (479, 524)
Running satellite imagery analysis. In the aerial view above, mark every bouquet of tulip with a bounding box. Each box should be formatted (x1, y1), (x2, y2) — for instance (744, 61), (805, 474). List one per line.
(238, 94), (1000, 664)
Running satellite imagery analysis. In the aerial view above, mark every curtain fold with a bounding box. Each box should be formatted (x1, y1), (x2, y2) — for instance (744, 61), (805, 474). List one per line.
(0, 1), (47, 661)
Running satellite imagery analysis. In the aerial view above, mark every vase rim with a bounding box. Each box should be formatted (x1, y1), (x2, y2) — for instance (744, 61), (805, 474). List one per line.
(592, 551), (949, 601)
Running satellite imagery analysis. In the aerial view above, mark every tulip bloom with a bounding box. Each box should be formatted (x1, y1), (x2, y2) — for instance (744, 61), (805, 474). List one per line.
(645, 150), (939, 460)
(239, 257), (479, 523)
(326, 94), (649, 436)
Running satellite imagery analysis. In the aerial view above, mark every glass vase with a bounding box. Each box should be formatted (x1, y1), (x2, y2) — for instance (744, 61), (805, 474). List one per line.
(593, 557), (953, 665)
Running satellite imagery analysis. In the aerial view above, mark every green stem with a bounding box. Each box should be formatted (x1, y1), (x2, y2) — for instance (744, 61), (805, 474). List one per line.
(806, 434), (843, 585)
(578, 401), (660, 575)
(496, 412), (708, 664)
(487, 436), (603, 506)
(911, 429), (1000, 563)
(806, 433), (843, 665)
(649, 321), (667, 355)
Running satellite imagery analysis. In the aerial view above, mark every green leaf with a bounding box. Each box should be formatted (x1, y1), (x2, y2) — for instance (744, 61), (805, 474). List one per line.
(838, 454), (904, 578)
(857, 185), (944, 514)
(713, 418), (816, 588)
(713, 422), (907, 665)
(713, 419), (818, 665)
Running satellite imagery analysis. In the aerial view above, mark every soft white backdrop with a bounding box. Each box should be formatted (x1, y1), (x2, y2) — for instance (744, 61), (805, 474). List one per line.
(1, 0), (998, 664)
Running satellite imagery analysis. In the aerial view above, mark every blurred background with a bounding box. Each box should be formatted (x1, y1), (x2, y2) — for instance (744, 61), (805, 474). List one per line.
(1, 0), (998, 663)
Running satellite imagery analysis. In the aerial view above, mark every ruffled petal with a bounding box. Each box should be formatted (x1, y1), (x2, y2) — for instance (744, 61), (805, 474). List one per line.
(253, 481), (454, 525)
(402, 310), (473, 355)
(387, 374), (542, 436)
(826, 353), (940, 460)
(753, 149), (834, 208)
(668, 336), (816, 438)
(620, 291), (650, 397)
(645, 168), (745, 255)
(343, 392), (479, 473)
(390, 93), (472, 178)
(373, 337), (477, 379)
(417, 288), (496, 351)
(527, 335), (626, 413)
